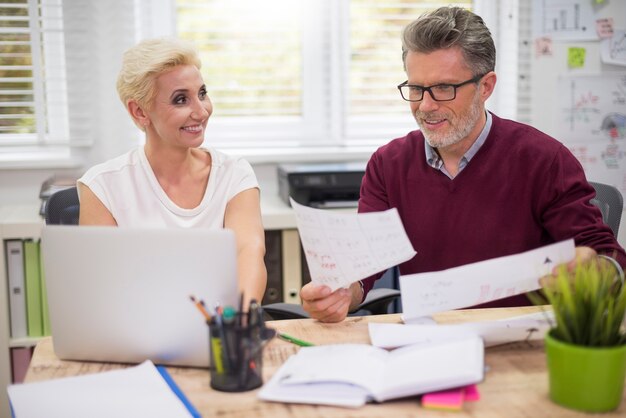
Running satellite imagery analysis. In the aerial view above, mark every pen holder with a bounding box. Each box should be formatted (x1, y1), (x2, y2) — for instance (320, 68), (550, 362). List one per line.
(208, 311), (276, 392)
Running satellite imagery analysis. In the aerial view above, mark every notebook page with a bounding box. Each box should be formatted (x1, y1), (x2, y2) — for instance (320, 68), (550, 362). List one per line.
(376, 336), (484, 402)
(277, 344), (387, 392)
(258, 356), (371, 408)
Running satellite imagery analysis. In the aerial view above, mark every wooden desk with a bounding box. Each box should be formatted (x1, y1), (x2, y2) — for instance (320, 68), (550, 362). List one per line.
(24, 307), (626, 418)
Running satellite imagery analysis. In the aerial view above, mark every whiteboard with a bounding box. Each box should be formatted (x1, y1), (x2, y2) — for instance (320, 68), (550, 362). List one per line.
(556, 74), (626, 194)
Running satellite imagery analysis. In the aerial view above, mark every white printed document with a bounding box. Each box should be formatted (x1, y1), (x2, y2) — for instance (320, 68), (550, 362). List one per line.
(291, 198), (416, 291)
(7, 361), (195, 418)
(369, 310), (554, 349)
(400, 239), (575, 321)
(258, 336), (484, 408)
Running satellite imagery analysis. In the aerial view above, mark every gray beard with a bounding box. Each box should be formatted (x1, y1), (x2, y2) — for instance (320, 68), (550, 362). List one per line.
(416, 92), (482, 149)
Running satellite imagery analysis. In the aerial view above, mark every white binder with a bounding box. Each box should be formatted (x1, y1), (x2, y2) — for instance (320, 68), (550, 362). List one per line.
(6, 239), (27, 338)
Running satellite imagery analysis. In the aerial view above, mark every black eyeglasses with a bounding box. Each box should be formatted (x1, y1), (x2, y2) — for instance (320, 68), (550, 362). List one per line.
(397, 74), (485, 102)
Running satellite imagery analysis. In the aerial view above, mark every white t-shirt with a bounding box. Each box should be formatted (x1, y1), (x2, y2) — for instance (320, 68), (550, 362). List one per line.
(78, 146), (258, 228)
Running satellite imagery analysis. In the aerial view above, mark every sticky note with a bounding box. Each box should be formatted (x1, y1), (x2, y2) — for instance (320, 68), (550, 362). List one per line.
(422, 388), (465, 411)
(568, 47), (586, 68)
(535, 36), (552, 57)
(596, 18), (614, 39)
(464, 384), (481, 402)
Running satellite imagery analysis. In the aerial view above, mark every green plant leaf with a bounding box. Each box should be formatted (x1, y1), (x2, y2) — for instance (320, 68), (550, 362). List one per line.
(533, 260), (626, 347)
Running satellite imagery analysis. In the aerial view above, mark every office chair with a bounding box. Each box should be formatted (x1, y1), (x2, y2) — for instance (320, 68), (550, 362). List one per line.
(45, 186), (80, 225)
(264, 181), (624, 320)
(263, 282), (400, 320)
(589, 181), (622, 236)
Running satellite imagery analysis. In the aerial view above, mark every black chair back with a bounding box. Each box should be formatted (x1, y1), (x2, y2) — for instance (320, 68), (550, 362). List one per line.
(45, 186), (80, 225)
(589, 181), (623, 236)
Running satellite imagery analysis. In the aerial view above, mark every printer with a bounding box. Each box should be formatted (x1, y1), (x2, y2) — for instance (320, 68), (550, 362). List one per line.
(278, 162), (366, 208)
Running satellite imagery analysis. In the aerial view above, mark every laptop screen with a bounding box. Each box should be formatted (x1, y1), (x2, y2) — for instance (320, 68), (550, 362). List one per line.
(41, 225), (239, 367)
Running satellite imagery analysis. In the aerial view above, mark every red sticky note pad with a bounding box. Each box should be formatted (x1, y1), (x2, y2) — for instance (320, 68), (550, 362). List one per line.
(422, 388), (465, 411)
(464, 384), (480, 402)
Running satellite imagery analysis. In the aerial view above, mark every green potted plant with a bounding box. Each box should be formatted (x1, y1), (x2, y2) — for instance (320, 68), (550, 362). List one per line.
(533, 260), (626, 412)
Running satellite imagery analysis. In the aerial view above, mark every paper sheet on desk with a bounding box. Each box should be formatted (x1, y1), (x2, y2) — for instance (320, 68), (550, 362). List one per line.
(370, 310), (555, 349)
(400, 239), (575, 321)
(290, 198), (416, 291)
(7, 360), (193, 418)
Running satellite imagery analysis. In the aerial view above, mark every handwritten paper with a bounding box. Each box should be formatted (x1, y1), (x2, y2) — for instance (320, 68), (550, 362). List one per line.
(290, 198), (416, 291)
(400, 239), (575, 321)
(601, 30), (626, 66)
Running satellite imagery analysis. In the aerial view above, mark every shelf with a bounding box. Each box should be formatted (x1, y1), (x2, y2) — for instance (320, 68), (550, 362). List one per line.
(9, 337), (43, 348)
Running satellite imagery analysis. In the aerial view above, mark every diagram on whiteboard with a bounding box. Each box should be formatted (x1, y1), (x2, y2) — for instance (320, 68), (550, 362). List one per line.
(533, 0), (598, 41)
(558, 75), (626, 195)
(559, 75), (626, 141)
(568, 142), (626, 196)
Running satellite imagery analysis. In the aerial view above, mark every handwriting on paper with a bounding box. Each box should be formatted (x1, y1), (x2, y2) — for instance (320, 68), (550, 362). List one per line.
(400, 239), (575, 320)
(290, 198), (416, 290)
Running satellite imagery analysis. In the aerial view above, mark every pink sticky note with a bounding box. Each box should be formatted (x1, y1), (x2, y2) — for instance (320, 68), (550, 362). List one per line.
(535, 36), (553, 57)
(596, 18), (614, 39)
(464, 384), (481, 402)
(422, 388), (465, 411)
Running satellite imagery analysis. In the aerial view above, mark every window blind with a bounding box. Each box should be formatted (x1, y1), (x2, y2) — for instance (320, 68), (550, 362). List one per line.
(177, 0), (303, 118)
(174, 0), (472, 147)
(0, 0), (68, 146)
(0, 0), (528, 163)
(348, 1), (472, 117)
(344, 0), (472, 141)
(174, 0), (321, 147)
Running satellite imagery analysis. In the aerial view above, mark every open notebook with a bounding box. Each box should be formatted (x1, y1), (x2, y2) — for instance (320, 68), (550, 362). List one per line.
(258, 335), (484, 408)
(41, 225), (239, 367)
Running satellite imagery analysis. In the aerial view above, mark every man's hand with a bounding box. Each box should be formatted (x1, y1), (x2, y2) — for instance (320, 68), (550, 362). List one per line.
(539, 246), (603, 287)
(300, 281), (363, 323)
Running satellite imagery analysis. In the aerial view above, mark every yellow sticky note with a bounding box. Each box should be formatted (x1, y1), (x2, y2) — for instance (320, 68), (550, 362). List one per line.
(568, 47), (586, 68)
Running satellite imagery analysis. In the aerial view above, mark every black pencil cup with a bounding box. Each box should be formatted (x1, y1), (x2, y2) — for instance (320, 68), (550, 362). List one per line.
(208, 312), (275, 392)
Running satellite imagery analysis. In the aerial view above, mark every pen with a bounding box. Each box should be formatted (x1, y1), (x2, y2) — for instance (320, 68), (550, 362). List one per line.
(222, 305), (239, 369)
(189, 295), (212, 321)
(277, 332), (315, 347)
(214, 304), (233, 371)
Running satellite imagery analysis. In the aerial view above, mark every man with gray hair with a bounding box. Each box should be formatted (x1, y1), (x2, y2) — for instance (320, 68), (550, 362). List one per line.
(300, 6), (626, 322)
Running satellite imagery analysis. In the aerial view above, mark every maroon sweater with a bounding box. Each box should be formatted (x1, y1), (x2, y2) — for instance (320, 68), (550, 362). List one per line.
(359, 113), (626, 307)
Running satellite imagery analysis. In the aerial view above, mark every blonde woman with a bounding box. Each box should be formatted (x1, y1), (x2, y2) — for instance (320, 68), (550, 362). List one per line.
(78, 38), (266, 303)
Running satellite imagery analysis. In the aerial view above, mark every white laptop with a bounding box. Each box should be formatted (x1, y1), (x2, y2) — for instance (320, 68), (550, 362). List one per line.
(41, 225), (239, 367)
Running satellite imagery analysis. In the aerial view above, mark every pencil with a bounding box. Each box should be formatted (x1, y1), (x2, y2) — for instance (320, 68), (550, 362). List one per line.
(189, 295), (212, 321)
(277, 332), (315, 347)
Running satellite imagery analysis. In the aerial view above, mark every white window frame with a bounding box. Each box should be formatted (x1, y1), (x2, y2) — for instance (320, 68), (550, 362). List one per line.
(0, 0), (525, 168)
(0, 0), (71, 167)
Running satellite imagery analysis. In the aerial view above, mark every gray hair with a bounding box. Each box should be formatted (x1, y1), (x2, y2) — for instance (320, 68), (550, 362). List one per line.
(401, 7), (495, 76)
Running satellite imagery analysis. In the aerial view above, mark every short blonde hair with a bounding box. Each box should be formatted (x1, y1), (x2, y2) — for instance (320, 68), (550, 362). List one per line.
(116, 38), (202, 110)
